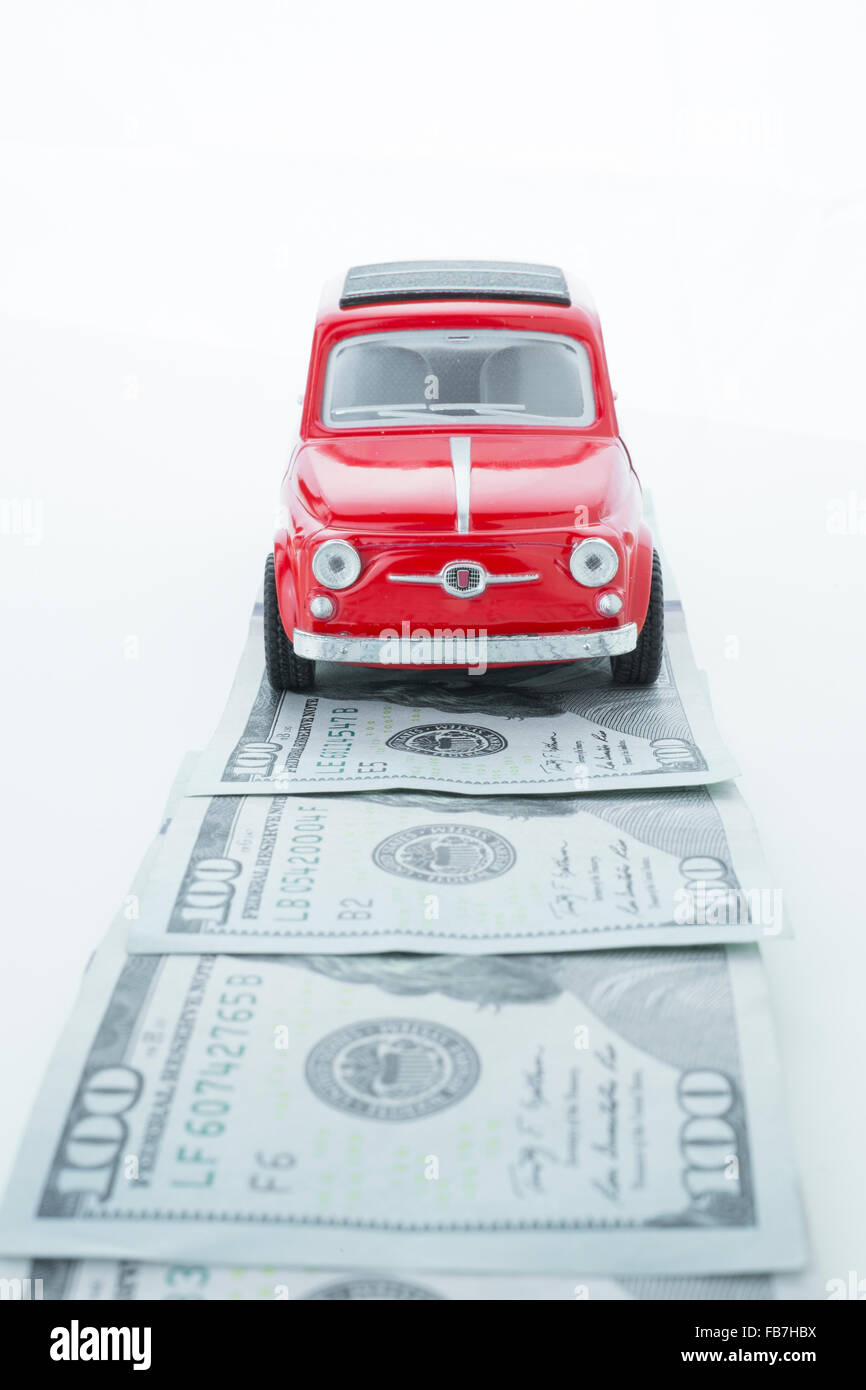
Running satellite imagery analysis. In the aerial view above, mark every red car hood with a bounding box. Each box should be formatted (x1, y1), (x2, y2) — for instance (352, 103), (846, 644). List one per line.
(293, 432), (631, 535)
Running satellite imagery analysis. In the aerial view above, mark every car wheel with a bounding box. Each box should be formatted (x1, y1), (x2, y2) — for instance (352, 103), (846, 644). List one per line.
(263, 553), (315, 691)
(610, 549), (664, 686)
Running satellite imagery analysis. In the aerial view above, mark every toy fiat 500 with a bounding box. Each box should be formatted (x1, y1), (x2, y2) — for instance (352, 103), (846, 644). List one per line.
(264, 260), (663, 691)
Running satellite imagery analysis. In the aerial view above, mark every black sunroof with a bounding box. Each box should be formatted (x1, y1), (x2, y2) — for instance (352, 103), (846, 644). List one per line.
(340, 260), (570, 309)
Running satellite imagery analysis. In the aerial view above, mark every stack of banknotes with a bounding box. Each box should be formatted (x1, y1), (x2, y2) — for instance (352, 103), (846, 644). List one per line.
(0, 568), (810, 1301)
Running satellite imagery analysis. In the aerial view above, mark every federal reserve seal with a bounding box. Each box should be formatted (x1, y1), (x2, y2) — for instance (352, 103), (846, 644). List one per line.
(305, 1018), (480, 1121)
(373, 823), (516, 884)
(303, 1277), (444, 1300)
(386, 724), (507, 758)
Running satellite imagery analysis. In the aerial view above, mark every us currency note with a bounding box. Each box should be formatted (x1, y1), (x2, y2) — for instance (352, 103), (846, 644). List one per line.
(127, 783), (782, 954)
(0, 1258), (781, 1301)
(187, 601), (737, 796)
(0, 937), (805, 1273)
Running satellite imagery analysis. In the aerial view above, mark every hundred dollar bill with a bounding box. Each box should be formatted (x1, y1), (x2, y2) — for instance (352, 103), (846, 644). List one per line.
(187, 601), (737, 796)
(0, 940), (805, 1274)
(0, 1258), (779, 1301)
(127, 783), (782, 954)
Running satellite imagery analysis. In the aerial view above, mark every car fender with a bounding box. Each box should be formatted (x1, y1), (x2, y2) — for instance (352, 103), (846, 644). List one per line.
(628, 521), (655, 633)
(273, 537), (300, 638)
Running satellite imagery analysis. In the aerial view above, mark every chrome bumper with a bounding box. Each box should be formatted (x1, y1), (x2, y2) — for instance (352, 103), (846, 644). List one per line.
(293, 624), (638, 665)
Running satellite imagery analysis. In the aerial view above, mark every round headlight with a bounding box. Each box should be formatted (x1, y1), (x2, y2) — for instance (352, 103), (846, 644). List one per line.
(312, 540), (361, 590)
(569, 538), (619, 587)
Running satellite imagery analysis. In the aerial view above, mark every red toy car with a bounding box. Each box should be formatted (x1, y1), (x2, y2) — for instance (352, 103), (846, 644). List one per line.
(265, 260), (662, 690)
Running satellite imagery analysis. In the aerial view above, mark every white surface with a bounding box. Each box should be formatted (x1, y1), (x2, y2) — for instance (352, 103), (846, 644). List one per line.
(1, 1), (864, 1293)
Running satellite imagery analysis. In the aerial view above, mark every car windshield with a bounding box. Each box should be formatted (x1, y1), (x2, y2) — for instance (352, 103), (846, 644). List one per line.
(321, 329), (596, 428)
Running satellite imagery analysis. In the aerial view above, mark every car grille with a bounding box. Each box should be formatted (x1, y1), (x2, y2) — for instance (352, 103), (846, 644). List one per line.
(387, 560), (540, 595)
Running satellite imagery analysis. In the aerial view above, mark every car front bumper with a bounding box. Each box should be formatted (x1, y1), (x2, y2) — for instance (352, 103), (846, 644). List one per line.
(292, 623), (638, 666)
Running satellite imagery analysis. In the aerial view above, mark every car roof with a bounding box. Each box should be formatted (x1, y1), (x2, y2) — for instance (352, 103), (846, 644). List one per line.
(339, 260), (571, 309)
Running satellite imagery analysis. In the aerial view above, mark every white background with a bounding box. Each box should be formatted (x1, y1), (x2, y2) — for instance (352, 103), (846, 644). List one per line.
(1, 1), (864, 1295)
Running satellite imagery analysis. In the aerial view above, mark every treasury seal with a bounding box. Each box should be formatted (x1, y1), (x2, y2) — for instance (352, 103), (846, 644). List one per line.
(305, 1018), (480, 1121)
(373, 823), (516, 884)
(386, 723), (507, 757)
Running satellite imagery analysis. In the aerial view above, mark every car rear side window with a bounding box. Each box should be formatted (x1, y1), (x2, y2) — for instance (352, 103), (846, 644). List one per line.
(321, 329), (597, 428)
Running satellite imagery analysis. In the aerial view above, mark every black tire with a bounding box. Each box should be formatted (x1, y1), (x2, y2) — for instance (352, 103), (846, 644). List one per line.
(610, 549), (664, 686)
(263, 553), (315, 691)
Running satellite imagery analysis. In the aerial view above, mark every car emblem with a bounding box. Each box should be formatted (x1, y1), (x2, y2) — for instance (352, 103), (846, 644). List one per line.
(442, 561), (484, 596)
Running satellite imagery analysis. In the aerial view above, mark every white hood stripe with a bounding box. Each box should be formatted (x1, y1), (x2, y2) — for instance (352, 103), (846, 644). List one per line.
(449, 436), (472, 533)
